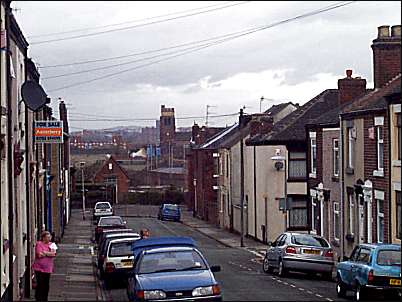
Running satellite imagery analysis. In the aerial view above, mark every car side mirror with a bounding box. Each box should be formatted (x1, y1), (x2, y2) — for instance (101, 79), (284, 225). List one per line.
(267, 241), (272, 247)
(210, 265), (221, 273)
(342, 256), (349, 261)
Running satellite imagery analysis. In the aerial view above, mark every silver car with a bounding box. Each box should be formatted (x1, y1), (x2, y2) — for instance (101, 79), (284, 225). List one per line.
(262, 232), (334, 279)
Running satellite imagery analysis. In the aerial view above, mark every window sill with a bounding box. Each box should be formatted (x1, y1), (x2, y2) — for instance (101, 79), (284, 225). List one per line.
(332, 176), (340, 182)
(392, 160), (401, 167)
(309, 173), (317, 178)
(346, 167), (354, 175)
(373, 170), (384, 177)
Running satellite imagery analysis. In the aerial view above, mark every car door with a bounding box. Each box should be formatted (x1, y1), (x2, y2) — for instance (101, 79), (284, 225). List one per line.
(353, 247), (371, 286)
(267, 234), (283, 265)
(343, 246), (360, 286)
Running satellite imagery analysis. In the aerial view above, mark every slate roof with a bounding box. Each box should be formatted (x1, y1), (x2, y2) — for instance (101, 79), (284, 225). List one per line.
(175, 131), (192, 142)
(247, 90), (339, 145)
(341, 74), (401, 115)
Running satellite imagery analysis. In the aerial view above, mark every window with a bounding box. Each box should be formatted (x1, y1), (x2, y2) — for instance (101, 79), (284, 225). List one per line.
(311, 197), (318, 233)
(348, 193), (354, 235)
(377, 126), (384, 171)
(288, 198), (308, 228)
(333, 139), (340, 177)
(291, 234), (329, 247)
(377, 250), (401, 266)
(377, 199), (384, 243)
(349, 246), (360, 262)
(288, 152), (307, 179)
(347, 127), (355, 169)
(333, 202), (340, 240)
(397, 192), (401, 240)
(310, 137), (317, 175)
(397, 114), (401, 161)
(356, 247), (372, 264)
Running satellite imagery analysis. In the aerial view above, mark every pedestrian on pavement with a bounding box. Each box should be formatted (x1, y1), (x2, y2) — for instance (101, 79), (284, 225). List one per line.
(140, 228), (150, 239)
(33, 231), (57, 301)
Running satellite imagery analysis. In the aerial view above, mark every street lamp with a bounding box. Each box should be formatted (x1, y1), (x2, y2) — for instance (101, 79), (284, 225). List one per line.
(79, 161), (86, 220)
(271, 149), (287, 231)
(260, 96), (275, 113)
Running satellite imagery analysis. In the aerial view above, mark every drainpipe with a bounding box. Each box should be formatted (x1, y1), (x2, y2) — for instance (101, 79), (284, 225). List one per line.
(23, 58), (31, 298)
(387, 107), (391, 243)
(253, 146), (257, 239)
(339, 115), (345, 259)
(5, 3), (14, 301)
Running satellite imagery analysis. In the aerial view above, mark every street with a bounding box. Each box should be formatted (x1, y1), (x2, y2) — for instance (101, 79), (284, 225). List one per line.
(95, 206), (349, 302)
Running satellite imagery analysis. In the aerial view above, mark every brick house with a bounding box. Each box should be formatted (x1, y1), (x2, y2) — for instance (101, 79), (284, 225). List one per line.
(93, 155), (130, 203)
(306, 70), (369, 260)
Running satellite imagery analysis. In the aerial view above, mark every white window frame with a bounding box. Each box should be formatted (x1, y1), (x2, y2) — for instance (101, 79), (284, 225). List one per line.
(333, 139), (340, 177)
(349, 193), (354, 235)
(311, 197), (317, 234)
(376, 199), (384, 243)
(348, 128), (355, 169)
(377, 126), (384, 172)
(310, 136), (317, 176)
(333, 202), (340, 241)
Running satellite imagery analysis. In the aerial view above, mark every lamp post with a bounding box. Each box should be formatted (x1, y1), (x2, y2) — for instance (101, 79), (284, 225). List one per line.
(271, 151), (287, 231)
(80, 161), (86, 220)
(259, 96), (275, 113)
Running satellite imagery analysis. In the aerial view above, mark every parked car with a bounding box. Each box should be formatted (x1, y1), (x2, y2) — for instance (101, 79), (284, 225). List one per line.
(95, 216), (127, 242)
(127, 237), (222, 302)
(336, 243), (401, 301)
(158, 204), (181, 222)
(93, 201), (114, 223)
(102, 237), (141, 288)
(98, 232), (140, 273)
(263, 232), (334, 279)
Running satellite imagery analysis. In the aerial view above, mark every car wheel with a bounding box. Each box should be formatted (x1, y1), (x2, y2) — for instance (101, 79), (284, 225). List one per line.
(277, 259), (287, 277)
(262, 257), (273, 274)
(354, 283), (365, 301)
(336, 276), (347, 298)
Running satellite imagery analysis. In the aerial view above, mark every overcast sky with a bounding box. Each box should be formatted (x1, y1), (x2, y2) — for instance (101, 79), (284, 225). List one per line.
(12, 1), (401, 131)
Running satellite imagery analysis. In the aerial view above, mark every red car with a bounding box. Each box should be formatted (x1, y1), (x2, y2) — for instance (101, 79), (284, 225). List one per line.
(95, 216), (127, 243)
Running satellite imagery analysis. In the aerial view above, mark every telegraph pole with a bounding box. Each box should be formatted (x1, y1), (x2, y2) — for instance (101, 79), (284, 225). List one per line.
(80, 161), (86, 220)
(239, 108), (245, 247)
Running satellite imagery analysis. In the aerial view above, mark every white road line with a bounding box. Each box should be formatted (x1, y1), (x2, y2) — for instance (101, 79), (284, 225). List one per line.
(247, 268), (252, 271)
(283, 282), (288, 285)
(276, 280), (283, 283)
(316, 294), (323, 298)
(290, 284), (296, 288)
(307, 291), (313, 294)
(325, 298), (333, 301)
(298, 288), (305, 291)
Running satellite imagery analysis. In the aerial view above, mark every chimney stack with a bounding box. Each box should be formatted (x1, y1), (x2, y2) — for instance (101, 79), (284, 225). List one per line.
(371, 25), (401, 88)
(338, 70), (367, 105)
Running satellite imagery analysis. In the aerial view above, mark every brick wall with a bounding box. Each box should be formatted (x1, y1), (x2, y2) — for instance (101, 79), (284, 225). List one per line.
(363, 112), (390, 242)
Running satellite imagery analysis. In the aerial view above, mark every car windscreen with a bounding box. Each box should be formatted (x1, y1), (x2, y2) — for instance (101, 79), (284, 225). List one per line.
(96, 203), (111, 209)
(109, 241), (135, 257)
(99, 217), (123, 226)
(164, 205), (178, 211)
(138, 250), (207, 274)
(102, 236), (139, 254)
(377, 250), (401, 266)
(291, 234), (329, 247)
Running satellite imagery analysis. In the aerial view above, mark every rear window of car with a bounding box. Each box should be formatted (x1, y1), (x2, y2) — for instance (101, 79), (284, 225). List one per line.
(109, 241), (135, 257)
(377, 250), (401, 266)
(99, 217), (123, 225)
(164, 204), (178, 211)
(291, 234), (329, 247)
(96, 203), (111, 209)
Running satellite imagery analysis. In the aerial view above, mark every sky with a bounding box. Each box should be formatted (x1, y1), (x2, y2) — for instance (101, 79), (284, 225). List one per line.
(12, 1), (401, 131)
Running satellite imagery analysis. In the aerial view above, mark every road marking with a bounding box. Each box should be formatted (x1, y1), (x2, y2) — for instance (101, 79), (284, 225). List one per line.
(276, 280), (283, 283)
(290, 284), (296, 288)
(245, 248), (265, 258)
(298, 288), (305, 291)
(247, 268), (252, 271)
(307, 290), (313, 294)
(283, 282), (288, 285)
(315, 294), (323, 298)
(325, 298), (333, 301)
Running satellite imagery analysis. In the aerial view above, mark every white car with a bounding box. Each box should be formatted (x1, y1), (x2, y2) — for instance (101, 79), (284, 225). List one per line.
(93, 201), (113, 222)
(102, 237), (140, 287)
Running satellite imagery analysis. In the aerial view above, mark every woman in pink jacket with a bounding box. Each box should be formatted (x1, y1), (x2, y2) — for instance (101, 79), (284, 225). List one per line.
(32, 231), (57, 301)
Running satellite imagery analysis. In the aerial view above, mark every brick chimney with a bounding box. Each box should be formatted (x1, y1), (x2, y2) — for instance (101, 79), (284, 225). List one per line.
(371, 25), (401, 89)
(58, 98), (69, 134)
(249, 116), (274, 136)
(337, 69), (367, 105)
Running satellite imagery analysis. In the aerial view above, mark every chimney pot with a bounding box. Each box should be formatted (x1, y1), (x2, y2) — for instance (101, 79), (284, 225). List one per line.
(378, 25), (390, 38)
(391, 25), (401, 37)
(346, 69), (353, 78)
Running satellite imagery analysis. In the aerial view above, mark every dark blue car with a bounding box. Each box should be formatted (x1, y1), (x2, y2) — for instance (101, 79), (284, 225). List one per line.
(336, 243), (401, 301)
(158, 204), (181, 222)
(127, 237), (222, 301)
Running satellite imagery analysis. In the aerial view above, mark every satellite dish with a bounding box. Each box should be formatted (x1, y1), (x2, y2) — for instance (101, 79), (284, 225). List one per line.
(21, 80), (48, 111)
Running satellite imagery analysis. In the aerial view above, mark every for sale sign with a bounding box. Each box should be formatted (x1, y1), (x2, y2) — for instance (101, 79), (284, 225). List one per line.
(34, 121), (64, 143)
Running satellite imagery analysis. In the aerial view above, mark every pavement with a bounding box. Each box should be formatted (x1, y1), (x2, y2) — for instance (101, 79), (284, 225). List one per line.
(28, 209), (103, 301)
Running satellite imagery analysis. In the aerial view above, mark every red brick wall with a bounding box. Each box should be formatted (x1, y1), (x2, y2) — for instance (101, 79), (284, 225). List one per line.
(363, 112), (390, 242)
(338, 72), (367, 105)
(94, 158), (129, 193)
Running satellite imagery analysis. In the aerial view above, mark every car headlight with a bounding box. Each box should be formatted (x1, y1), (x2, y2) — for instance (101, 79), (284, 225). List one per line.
(143, 290), (166, 300)
(192, 285), (220, 297)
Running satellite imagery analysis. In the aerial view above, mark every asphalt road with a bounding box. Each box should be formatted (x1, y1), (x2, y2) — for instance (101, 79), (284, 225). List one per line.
(96, 215), (351, 301)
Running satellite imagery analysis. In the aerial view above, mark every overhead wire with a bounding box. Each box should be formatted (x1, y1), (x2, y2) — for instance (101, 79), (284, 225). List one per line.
(29, 1), (251, 45)
(46, 1), (356, 93)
